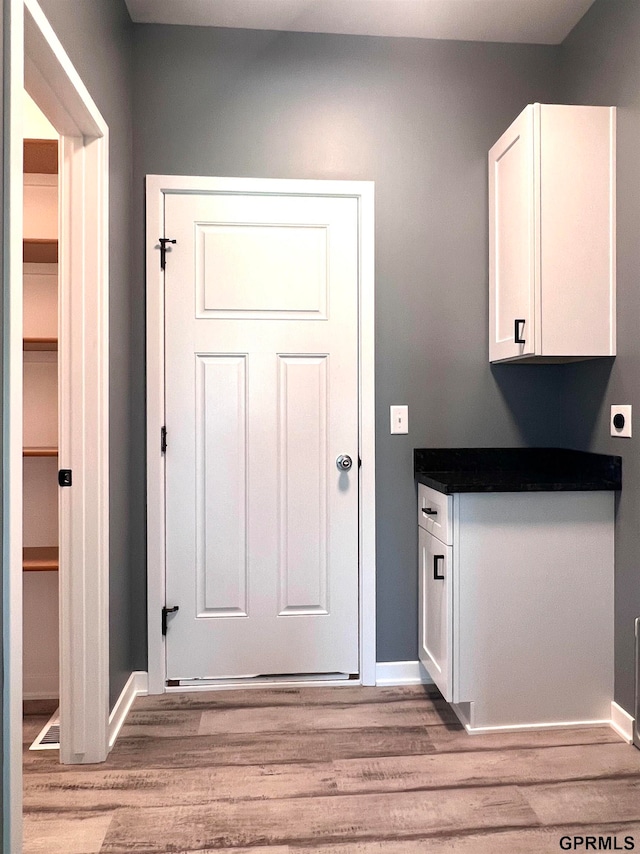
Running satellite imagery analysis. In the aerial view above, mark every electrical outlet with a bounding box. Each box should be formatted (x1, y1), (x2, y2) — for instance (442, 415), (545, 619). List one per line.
(390, 405), (408, 435)
(611, 404), (632, 438)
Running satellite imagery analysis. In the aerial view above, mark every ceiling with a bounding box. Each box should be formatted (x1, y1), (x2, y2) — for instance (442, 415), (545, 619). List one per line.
(124, 0), (597, 45)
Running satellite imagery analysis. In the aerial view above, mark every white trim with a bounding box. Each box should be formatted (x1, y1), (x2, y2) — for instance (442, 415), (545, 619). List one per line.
(4, 2), (25, 850)
(463, 719), (613, 734)
(166, 676), (359, 693)
(21, 0), (110, 768)
(23, 691), (59, 701)
(57, 133), (110, 765)
(108, 671), (149, 750)
(24, 0), (105, 137)
(145, 176), (165, 695)
(610, 700), (634, 743)
(609, 108), (617, 355)
(358, 182), (376, 686)
(375, 660), (432, 686)
(451, 701), (613, 734)
(146, 175), (375, 694)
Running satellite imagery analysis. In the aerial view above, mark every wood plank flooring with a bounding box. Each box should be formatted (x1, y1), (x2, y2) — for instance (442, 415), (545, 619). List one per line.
(22, 684), (640, 853)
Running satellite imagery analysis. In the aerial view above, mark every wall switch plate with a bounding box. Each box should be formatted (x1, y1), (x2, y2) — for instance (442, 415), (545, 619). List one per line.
(611, 404), (632, 438)
(390, 405), (408, 434)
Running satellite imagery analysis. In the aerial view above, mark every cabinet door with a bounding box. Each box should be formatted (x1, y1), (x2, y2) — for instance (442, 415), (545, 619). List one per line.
(489, 104), (537, 362)
(418, 527), (453, 702)
(538, 104), (615, 358)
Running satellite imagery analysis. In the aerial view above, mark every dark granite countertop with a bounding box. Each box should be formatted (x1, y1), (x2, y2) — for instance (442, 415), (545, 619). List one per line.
(414, 448), (621, 494)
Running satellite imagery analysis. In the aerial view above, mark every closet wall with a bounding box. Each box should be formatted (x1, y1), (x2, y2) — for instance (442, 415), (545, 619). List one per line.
(22, 91), (59, 700)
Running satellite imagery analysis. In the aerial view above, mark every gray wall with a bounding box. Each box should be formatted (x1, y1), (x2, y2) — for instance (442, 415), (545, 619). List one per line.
(132, 25), (564, 662)
(36, 0), (138, 707)
(559, 0), (640, 713)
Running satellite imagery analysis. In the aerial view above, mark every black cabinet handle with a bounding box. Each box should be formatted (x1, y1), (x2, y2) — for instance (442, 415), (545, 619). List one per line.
(514, 318), (526, 344)
(433, 555), (445, 580)
(422, 507), (438, 516)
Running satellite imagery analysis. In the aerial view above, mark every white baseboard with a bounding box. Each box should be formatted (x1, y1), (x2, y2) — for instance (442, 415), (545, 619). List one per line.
(24, 675), (59, 701)
(375, 660), (432, 686)
(610, 700), (634, 743)
(452, 700), (636, 738)
(23, 689), (59, 701)
(108, 670), (148, 750)
(463, 717), (611, 734)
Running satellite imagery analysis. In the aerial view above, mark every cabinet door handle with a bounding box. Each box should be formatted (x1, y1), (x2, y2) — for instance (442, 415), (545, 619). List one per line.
(514, 318), (526, 344)
(422, 507), (438, 516)
(433, 555), (445, 580)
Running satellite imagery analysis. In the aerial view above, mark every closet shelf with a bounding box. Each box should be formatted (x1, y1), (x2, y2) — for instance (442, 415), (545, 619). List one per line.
(23, 239), (58, 264)
(23, 546), (58, 572)
(24, 337), (57, 351)
(23, 139), (58, 175)
(23, 446), (58, 457)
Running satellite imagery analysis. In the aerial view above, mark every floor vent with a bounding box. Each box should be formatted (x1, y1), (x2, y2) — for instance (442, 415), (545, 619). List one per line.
(29, 711), (60, 750)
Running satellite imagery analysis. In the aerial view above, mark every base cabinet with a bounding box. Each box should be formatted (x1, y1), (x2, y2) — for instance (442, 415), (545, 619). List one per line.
(418, 484), (614, 731)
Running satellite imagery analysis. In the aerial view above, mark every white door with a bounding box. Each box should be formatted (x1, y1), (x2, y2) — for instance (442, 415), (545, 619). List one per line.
(418, 527), (453, 701)
(163, 190), (360, 680)
(489, 104), (537, 362)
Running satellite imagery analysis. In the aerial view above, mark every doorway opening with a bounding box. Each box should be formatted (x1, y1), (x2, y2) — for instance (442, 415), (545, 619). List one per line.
(22, 90), (61, 749)
(4, 1), (111, 850)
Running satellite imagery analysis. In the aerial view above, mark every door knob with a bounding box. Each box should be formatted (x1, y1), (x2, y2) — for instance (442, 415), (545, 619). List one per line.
(336, 455), (353, 471)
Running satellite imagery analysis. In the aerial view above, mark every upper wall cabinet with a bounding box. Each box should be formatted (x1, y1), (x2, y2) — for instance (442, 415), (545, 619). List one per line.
(489, 103), (616, 363)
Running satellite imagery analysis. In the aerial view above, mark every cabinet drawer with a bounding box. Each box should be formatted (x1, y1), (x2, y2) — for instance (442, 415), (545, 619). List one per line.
(417, 484), (452, 544)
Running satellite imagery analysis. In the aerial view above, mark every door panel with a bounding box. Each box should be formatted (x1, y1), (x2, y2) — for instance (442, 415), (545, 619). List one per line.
(195, 354), (248, 617)
(418, 527), (453, 701)
(164, 191), (359, 680)
(197, 223), (328, 317)
(489, 104), (536, 361)
(278, 355), (328, 616)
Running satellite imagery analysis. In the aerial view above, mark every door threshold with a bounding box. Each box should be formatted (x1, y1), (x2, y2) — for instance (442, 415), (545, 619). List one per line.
(165, 673), (360, 692)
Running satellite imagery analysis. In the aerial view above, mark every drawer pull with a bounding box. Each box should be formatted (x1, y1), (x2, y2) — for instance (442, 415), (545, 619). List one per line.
(422, 507), (438, 516)
(433, 555), (445, 580)
(514, 318), (526, 344)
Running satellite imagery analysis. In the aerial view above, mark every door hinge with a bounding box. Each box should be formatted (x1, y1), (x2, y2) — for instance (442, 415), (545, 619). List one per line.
(58, 469), (72, 487)
(162, 605), (179, 635)
(161, 426), (167, 454)
(159, 237), (176, 270)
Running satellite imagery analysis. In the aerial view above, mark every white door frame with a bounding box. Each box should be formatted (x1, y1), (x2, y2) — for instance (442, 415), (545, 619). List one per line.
(146, 175), (375, 694)
(4, 0), (110, 843)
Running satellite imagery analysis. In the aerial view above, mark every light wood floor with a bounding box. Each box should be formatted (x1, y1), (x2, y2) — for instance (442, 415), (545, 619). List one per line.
(23, 684), (640, 853)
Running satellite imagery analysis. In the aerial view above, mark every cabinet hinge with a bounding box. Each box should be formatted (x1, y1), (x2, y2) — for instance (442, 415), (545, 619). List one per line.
(159, 237), (176, 270)
(161, 426), (167, 454)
